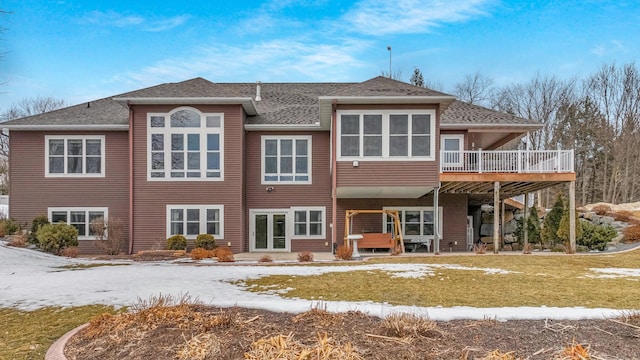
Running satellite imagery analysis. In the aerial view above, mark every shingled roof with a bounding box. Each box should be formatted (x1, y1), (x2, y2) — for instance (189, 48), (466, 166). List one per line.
(1, 77), (539, 129)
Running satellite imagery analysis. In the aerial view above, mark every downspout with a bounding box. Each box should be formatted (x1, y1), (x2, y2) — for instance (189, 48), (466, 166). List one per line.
(331, 100), (338, 253)
(433, 183), (441, 255)
(128, 103), (134, 255)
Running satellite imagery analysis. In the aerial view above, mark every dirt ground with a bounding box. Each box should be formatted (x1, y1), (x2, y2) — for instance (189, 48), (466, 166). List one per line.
(65, 306), (640, 360)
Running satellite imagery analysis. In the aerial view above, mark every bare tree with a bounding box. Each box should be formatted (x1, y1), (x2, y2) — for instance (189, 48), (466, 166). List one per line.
(0, 97), (66, 194)
(454, 72), (495, 106)
(379, 70), (403, 81)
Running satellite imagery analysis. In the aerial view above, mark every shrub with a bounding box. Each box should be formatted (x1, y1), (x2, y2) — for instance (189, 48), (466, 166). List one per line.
(623, 224), (640, 243)
(613, 210), (634, 222)
(36, 223), (79, 254)
(335, 245), (353, 260)
(580, 221), (616, 251)
(514, 207), (542, 245)
(592, 204), (611, 216)
(258, 255), (273, 263)
(7, 233), (28, 248)
(215, 247), (234, 262)
(29, 215), (50, 244)
(194, 234), (216, 250)
(522, 243), (533, 254)
(92, 216), (124, 255)
(60, 246), (79, 258)
(557, 207), (582, 251)
(190, 247), (212, 260)
(0, 218), (22, 237)
(473, 242), (487, 254)
(297, 251), (314, 262)
(166, 235), (187, 250)
(541, 194), (565, 246)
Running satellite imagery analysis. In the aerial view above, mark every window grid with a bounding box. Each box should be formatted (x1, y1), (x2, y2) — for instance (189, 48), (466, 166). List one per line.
(45, 136), (105, 177)
(262, 136), (312, 184)
(337, 111), (435, 160)
(166, 205), (224, 239)
(47, 207), (108, 239)
(292, 207), (325, 238)
(148, 108), (223, 181)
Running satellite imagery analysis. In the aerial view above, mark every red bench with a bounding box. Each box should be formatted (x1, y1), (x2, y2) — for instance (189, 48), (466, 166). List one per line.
(358, 233), (395, 250)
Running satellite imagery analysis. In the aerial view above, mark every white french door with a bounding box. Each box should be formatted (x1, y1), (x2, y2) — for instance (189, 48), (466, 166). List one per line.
(250, 210), (289, 252)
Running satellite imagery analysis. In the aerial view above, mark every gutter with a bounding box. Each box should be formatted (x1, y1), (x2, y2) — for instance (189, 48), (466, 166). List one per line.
(128, 104), (134, 255)
(331, 100), (338, 252)
(1, 125), (129, 131)
(243, 123), (324, 131)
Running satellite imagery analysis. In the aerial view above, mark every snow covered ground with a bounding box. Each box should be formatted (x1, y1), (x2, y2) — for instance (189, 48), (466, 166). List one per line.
(0, 242), (637, 321)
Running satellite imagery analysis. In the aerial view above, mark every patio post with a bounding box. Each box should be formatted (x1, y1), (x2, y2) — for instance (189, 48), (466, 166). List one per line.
(569, 180), (576, 253)
(523, 192), (529, 248)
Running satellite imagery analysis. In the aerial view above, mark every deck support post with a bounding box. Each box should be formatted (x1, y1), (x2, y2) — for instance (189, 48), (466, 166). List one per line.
(433, 185), (440, 255)
(569, 180), (576, 253)
(493, 181), (500, 254)
(523, 192), (529, 249)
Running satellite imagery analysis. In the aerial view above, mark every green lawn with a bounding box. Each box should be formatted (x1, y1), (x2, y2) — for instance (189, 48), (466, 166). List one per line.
(242, 250), (640, 308)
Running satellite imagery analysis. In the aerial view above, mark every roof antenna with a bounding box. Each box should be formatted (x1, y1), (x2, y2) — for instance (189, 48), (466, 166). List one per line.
(387, 45), (392, 78)
(255, 81), (262, 102)
(87, 102), (90, 108)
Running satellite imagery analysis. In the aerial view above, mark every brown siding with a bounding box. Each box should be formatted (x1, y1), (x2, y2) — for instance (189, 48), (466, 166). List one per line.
(245, 131), (333, 252)
(336, 194), (469, 252)
(9, 131), (129, 254)
(131, 104), (245, 253)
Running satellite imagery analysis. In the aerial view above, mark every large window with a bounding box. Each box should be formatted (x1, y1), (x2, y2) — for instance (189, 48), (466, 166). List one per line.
(383, 207), (442, 240)
(45, 136), (105, 177)
(262, 136), (311, 184)
(166, 205), (224, 239)
(148, 108), (223, 180)
(292, 207), (325, 238)
(337, 110), (435, 160)
(48, 207), (108, 239)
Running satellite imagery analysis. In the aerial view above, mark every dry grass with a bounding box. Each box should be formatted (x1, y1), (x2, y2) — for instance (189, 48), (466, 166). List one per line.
(6, 233), (28, 247)
(176, 333), (222, 360)
(476, 350), (520, 360)
(297, 250), (314, 262)
(380, 312), (444, 339)
(83, 294), (233, 341)
(557, 339), (591, 359)
(244, 332), (363, 360)
(243, 249), (640, 309)
(522, 243), (533, 254)
(592, 205), (611, 216)
(473, 242), (487, 254)
(623, 224), (640, 242)
(215, 247), (235, 262)
(60, 246), (79, 258)
(335, 245), (353, 260)
(190, 247), (212, 260)
(613, 210), (634, 222)
(258, 254), (274, 263)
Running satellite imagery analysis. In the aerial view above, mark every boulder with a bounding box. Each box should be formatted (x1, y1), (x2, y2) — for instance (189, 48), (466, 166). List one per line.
(480, 224), (494, 236)
(482, 213), (494, 224)
(504, 219), (518, 234)
(503, 234), (517, 244)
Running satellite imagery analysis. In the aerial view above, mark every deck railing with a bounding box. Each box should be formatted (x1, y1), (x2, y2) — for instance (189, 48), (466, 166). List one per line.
(440, 149), (574, 173)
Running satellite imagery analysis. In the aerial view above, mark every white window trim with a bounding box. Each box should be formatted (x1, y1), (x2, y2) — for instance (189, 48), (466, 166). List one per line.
(382, 206), (443, 240)
(44, 135), (106, 177)
(147, 107), (225, 181)
(47, 207), (108, 240)
(165, 205), (224, 240)
(441, 134), (465, 167)
(337, 110), (436, 161)
(261, 135), (312, 185)
(291, 206), (326, 239)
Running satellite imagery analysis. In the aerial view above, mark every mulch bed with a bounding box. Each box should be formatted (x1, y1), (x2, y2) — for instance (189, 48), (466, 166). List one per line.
(65, 306), (640, 360)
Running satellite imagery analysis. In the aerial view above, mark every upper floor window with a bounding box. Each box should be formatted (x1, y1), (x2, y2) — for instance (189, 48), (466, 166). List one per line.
(148, 108), (224, 181)
(45, 135), (105, 177)
(261, 136), (312, 184)
(337, 110), (435, 160)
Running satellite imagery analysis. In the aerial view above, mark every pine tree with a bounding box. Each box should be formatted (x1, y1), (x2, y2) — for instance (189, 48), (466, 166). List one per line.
(410, 68), (424, 87)
(527, 206), (541, 245)
(541, 194), (564, 246)
(557, 206), (582, 247)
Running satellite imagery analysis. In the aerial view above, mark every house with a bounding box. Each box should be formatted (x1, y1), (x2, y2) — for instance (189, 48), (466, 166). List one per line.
(2, 76), (576, 254)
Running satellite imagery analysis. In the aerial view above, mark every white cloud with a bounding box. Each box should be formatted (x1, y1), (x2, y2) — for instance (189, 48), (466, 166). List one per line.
(343, 0), (494, 35)
(79, 11), (188, 32)
(590, 40), (627, 57)
(112, 37), (372, 87)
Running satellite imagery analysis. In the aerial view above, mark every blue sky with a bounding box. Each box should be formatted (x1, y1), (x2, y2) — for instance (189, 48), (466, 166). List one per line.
(1, 0), (638, 110)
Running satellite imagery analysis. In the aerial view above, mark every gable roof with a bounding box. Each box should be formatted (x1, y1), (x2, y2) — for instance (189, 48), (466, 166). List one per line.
(1, 76), (539, 131)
